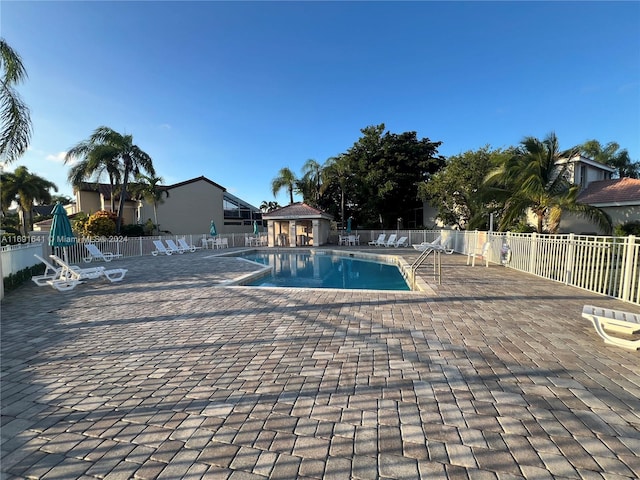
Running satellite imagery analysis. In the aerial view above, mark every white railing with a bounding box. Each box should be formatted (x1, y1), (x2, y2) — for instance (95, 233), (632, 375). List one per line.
(3, 230), (639, 305)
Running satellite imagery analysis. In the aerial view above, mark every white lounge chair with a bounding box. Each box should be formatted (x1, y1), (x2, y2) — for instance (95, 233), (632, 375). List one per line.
(165, 239), (186, 254)
(368, 234), (386, 246)
(177, 238), (199, 252)
(83, 244), (123, 263)
(383, 234), (398, 247)
(391, 236), (408, 247)
(32, 254), (81, 286)
(412, 235), (442, 252)
(582, 305), (640, 350)
(152, 240), (174, 256)
(50, 254), (127, 283)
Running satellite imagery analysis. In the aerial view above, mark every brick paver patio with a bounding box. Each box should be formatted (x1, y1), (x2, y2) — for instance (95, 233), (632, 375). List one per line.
(1, 247), (639, 479)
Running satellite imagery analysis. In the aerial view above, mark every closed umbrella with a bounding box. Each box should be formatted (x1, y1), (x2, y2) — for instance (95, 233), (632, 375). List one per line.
(253, 220), (259, 236)
(209, 220), (217, 237)
(49, 203), (76, 262)
(346, 217), (352, 234)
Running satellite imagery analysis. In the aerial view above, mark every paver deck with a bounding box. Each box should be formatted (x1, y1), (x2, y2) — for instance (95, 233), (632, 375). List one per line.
(1, 247), (639, 479)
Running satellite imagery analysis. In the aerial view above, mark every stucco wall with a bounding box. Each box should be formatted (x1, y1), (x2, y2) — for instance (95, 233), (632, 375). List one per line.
(559, 205), (640, 235)
(149, 181), (224, 235)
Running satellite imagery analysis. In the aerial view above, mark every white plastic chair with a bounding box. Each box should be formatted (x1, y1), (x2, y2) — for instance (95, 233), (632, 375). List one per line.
(368, 234), (386, 246)
(83, 244), (122, 263)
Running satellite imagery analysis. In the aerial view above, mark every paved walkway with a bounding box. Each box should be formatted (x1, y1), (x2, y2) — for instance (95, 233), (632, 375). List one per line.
(1, 248), (639, 479)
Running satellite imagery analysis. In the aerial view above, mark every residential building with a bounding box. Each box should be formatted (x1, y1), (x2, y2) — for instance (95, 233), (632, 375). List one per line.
(74, 176), (261, 235)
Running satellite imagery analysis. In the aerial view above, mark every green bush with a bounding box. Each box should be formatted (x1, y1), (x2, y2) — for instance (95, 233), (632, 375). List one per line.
(3, 263), (45, 292)
(121, 224), (145, 237)
(614, 221), (640, 237)
(83, 211), (116, 236)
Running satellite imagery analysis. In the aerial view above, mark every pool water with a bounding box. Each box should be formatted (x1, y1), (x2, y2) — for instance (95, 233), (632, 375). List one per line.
(236, 251), (410, 291)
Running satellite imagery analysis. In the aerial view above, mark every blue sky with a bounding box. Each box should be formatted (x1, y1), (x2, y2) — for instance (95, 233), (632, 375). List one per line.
(3, 1), (639, 209)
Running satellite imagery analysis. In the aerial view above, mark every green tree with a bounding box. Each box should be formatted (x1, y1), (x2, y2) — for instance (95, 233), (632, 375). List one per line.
(344, 124), (445, 228)
(130, 173), (168, 234)
(66, 127), (155, 233)
(66, 143), (122, 212)
(486, 132), (611, 233)
(320, 155), (352, 228)
(1, 166), (57, 234)
(297, 159), (322, 207)
(579, 139), (639, 179)
(271, 167), (297, 205)
(260, 200), (281, 212)
(0, 39), (31, 164)
(420, 146), (510, 229)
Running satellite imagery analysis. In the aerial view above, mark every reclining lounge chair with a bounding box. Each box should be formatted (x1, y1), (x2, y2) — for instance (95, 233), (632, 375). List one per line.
(581, 305), (640, 350)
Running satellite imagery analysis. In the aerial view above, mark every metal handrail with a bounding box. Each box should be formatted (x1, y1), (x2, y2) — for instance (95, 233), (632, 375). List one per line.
(410, 247), (442, 287)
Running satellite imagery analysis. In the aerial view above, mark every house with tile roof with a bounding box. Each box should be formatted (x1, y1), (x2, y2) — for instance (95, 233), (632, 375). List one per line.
(560, 176), (640, 234)
(71, 176), (262, 235)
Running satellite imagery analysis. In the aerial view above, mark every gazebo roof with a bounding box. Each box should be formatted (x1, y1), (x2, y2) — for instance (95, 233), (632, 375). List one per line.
(262, 202), (333, 220)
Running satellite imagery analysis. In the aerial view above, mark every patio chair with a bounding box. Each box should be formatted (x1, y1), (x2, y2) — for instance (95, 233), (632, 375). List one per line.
(467, 241), (490, 267)
(412, 235), (441, 252)
(177, 238), (199, 252)
(383, 234), (398, 247)
(83, 243), (123, 263)
(368, 234), (386, 246)
(165, 239), (187, 254)
(391, 236), (408, 247)
(152, 240), (174, 256)
(581, 305), (640, 350)
(32, 254), (81, 286)
(49, 254), (127, 283)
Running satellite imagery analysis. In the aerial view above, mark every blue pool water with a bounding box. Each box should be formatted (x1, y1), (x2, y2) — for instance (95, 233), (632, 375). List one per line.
(236, 251), (410, 291)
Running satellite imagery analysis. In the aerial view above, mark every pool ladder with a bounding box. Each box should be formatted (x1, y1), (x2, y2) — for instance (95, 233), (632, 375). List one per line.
(410, 248), (442, 288)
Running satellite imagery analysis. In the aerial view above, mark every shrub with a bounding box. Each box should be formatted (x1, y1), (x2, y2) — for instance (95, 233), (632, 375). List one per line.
(83, 211), (116, 237)
(614, 221), (640, 237)
(3, 263), (45, 292)
(121, 224), (145, 237)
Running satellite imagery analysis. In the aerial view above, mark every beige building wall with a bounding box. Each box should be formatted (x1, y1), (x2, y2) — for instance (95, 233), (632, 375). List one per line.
(559, 205), (640, 235)
(76, 190), (103, 216)
(149, 180), (223, 235)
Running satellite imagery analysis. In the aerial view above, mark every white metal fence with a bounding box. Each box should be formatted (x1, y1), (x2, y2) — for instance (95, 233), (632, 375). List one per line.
(2, 230), (639, 305)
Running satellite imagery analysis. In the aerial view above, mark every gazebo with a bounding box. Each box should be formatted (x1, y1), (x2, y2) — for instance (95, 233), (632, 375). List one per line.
(262, 203), (333, 247)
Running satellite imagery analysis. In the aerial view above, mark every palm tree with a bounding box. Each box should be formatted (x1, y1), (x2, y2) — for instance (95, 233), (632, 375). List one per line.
(130, 173), (168, 234)
(298, 159), (322, 207)
(321, 155), (351, 228)
(0, 38), (32, 164)
(271, 167), (297, 204)
(1, 166), (57, 234)
(259, 200), (281, 212)
(66, 127), (155, 233)
(485, 132), (611, 233)
(65, 146), (121, 212)
(579, 140), (639, 179)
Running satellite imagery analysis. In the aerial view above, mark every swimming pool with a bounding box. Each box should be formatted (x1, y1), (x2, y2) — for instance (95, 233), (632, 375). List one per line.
(233, 250), (410, 291)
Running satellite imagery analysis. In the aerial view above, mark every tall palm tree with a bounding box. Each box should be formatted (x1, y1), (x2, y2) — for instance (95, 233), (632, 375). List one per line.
(0, 38), (32, 164)
(1, 166), (57, 234)
(485, 132), (611, 233)
(321, 155), (351, 227)
(66, 127), (155, 233)
(259, 200), (281, 212)
(271, 167), (297, 204)
(130, 173), (168, 234)
(65, 146), (121, 212)
(298, 159), (322, 207)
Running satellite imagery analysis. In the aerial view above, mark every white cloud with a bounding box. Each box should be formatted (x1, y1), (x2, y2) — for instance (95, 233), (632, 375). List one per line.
(45, 151), (68, 163)
(159, 123), (172, 130)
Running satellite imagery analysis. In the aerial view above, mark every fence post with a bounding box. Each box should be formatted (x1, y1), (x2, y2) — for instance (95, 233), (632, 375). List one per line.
(139, 236), (143, 256)
(620, 235), (636, 302)
(564, 233), (575, 285)
(529, 232), (537, 275)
